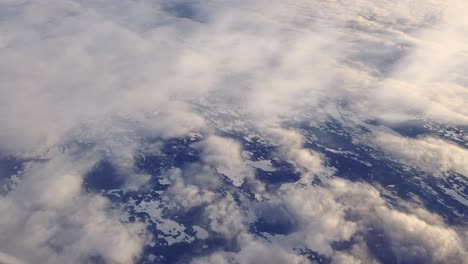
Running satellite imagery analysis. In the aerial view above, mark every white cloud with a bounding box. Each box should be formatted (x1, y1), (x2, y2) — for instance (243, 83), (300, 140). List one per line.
(0, 251), (26, 264)
(200, 136), (255, 187)
(0, 154), (146, 264)
(331, 252), (362, 264)
(356, 0), (468, 124)
(194, 135), (267, 198)
(275, 185), (357, 256)
(194, 178), (467, 263)
(263, 127), (331, 184)
(205, 193), (247, 241)
(330, 179), (468, 263)
(0, 0), (467, 263)
(372, 132), (468, 176)
(192, 238), (310, 264)
(165, 168), (216, 210)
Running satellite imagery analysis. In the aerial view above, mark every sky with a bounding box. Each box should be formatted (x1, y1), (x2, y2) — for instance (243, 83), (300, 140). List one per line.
(0, 1), (467, 264)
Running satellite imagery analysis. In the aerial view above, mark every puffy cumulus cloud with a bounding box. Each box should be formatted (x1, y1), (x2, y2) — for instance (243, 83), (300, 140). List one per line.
(0, 154), (146, 264)
(264, 128), (331, 184)
(330, 179), (468, 264)
(273, 185), (356, 256)
(193, 178), (467, 264)
(205, 193), (247, 241)
(331, 236), (380, 264)
(374, 205), (467, 263)
(158, 163), (466, 264)
(199, 135), (267, 195)
(372, 131), (468, 176)
(200, 136), (255, 187)
(164, 167), (217, 210)
(331, 252), (362, 264)
(192, 238), (310, 264)
(210, 179), (466, 264)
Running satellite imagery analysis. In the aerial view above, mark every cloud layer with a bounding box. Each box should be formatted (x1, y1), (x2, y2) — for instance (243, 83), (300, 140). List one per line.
(0, 0), (467, 263)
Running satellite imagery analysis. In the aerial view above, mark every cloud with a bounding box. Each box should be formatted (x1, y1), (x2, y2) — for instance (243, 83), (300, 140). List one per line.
(200, 136), (256, 187)
(355, 0), (468, 124)
(372, 131), (468, 176)
(0, 153), (146, 264)
(0, 251), (26, 264)
(0, 0), (467, 263)
(0, 0), (465, 153)
(164, 167), (216, 210)
(263, 127), (331, 184)
(204, 193), (247, 241)
(192, 178), (467, 264)
(275, 184), (357, 256)
(192, 238), (310, 264)
(331, 252), (362, 264)
(0, 0), (210, 155)
(330, 179), (468, 264)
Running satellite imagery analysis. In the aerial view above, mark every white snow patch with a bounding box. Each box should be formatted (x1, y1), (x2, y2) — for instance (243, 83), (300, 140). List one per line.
(438, 185), (468, 207)
(131, 198), (195, 245)
(246, 159), (276, 172)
